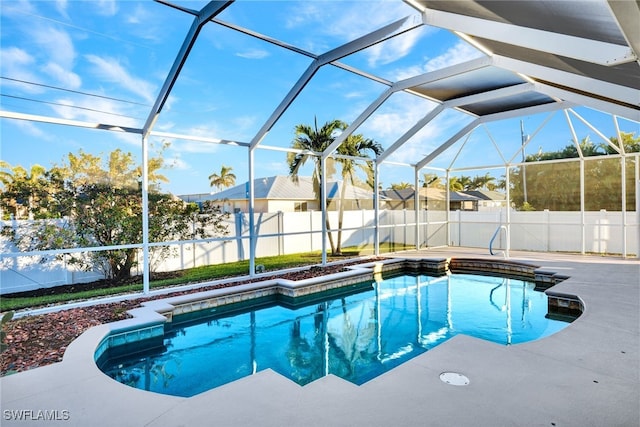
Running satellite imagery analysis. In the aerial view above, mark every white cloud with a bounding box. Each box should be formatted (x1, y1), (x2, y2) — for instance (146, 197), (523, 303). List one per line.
(168, 125), (223, 154)
(42, 62), (81, 89)
(229, 116), (258, 139)
(96, 0), (118, 16)
(344, 91), (365, 100)
(0, 0), (36, 16)
(284, 2), (323, 30)
(323, 2), (414, 42)
(156, 121), (176, 132)
(9, 119), (52, 141)
(125, 4), (165, 43)
(356, 94), (477, 166)
(85, 54), (156, 104)
(32, 25), (76, 69)
(1, 11), (80, 89)
(263, 161), (288, 174)
(126, 4), (144, 24)
(422, 40), (484, 73)
(366, 29), (423, 67)
(393, 40), (484, 81)
(0, 47), (41, 89)
(284, 1), (419, 63)
(54, 0), (69, 20)
(166, 156), (190, 171)
(47, 95), (141, 143)
(175, 140), (219, 154)
(361, 95), (429, 139)
(0, 47), (33, 66)
(385, 109), (474, 166)
(236, 49), (270, 60)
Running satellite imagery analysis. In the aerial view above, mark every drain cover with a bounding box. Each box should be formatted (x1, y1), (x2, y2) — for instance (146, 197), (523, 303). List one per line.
(440, 372), (470, 386)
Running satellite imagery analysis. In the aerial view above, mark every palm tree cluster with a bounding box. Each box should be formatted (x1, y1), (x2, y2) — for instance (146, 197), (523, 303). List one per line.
(447, 173), (498, 192)
(387, 173), (500, 192)
(0, 161), (47, 219)
(287, 118), (383, 255)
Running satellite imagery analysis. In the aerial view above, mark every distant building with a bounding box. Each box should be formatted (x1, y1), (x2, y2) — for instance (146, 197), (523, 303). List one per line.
(380, 188), (492, 211)
(179, 175), (378, 213)
(463, 190), (508, 211)
(180, 177), (506, 213)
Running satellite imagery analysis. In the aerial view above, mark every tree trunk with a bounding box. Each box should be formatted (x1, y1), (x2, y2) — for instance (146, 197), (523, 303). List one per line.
(335, 179), (348, 255)
(325, 214), (336, 255)
(111, 249), (136, 282)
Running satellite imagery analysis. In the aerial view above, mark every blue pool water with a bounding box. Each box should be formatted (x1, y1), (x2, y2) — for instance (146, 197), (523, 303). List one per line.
(98, 272), (572, 397)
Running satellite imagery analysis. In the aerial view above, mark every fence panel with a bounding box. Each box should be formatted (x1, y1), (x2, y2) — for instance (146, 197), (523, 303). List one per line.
(2, 209), (637, 293)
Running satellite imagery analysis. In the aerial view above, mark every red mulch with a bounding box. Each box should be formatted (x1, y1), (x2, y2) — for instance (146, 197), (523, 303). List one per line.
(1, 260), (382, 376)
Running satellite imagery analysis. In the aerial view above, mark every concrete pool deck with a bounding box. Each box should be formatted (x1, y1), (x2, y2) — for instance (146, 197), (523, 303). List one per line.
(1, 248), (639, 426)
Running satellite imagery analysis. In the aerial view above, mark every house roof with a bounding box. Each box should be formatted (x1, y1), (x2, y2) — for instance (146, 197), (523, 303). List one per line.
(180, 176), (379, 202)
(380, 188), (482, 202)
(464, 190), (507, 201)
(449, 191), (481, 202)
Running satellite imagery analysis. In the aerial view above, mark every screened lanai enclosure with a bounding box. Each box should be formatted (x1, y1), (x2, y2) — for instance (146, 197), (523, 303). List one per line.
(1, 0), (639, 296)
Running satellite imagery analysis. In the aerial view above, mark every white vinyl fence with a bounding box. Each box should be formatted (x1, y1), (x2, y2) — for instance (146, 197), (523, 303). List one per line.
(1, 209), (637, 294)
(449, 209), (638, 255)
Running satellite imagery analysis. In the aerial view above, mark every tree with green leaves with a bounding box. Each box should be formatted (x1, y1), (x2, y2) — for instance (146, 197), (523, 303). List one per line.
(0, 161), (48, 219)
(448, 175), (473, 191)
(509, 133), (639, 211)
(422, 173), (444, 189)
(3, 147), (229, 283)
(606, 131), (640, 154)
(389, 182), (413, 190)
(287, 118), (382, 255)
(471, 173), (496, 190)
(209, 165), (236, 191)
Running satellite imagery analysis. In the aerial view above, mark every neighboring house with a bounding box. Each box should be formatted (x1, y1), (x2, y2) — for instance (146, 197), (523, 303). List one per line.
(380, 188), (447, 211)
(179, 175), (378, 213)
(180, 177), (505, 213)
(463, 190), (508, 211)
(449, 191), (481, 211)
(380, 188), (486, 211)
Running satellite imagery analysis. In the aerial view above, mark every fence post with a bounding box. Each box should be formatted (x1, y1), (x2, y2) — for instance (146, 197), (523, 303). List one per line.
(544, 209), (550, 252)
(236, 211), (244, 260)
(278, 211), (284, 256)
(403, 209), (407, 248)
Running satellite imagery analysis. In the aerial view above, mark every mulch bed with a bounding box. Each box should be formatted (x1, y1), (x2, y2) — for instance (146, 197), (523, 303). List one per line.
(0, 259), (384, 376)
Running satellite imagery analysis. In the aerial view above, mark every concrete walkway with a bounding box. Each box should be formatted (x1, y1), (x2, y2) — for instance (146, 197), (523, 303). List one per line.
(1, 249), (639, 426)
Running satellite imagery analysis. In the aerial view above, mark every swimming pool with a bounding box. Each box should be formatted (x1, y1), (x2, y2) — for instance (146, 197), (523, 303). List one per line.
(97, 271), (574, 397)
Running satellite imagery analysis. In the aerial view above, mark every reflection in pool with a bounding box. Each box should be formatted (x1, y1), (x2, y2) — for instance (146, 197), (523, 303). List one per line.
(97, 272), (574, 397)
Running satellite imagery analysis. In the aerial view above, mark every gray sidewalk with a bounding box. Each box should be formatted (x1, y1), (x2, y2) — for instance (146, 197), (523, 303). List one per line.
(2, 249), (639, 427)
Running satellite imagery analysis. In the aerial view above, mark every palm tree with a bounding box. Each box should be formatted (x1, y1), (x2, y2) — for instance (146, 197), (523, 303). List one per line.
(448, 176), (467, 191)
(287, 118), (382, 255)
(287, 119), (343, 254)
(471, 173), (496, 190)
(389, 182), (412, 190)
(209, 165), (236, 192)
(422, 173), (444, 189)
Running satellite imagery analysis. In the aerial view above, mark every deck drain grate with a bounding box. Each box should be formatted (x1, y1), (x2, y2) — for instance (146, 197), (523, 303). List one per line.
(440, 372), (469, 386)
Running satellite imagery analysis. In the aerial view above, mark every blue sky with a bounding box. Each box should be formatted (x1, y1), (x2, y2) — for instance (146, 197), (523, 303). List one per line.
(1, 0), (637, 195)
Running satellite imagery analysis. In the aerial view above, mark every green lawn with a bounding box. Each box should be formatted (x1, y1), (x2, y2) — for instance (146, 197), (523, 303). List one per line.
(0, 250), (369, 312)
